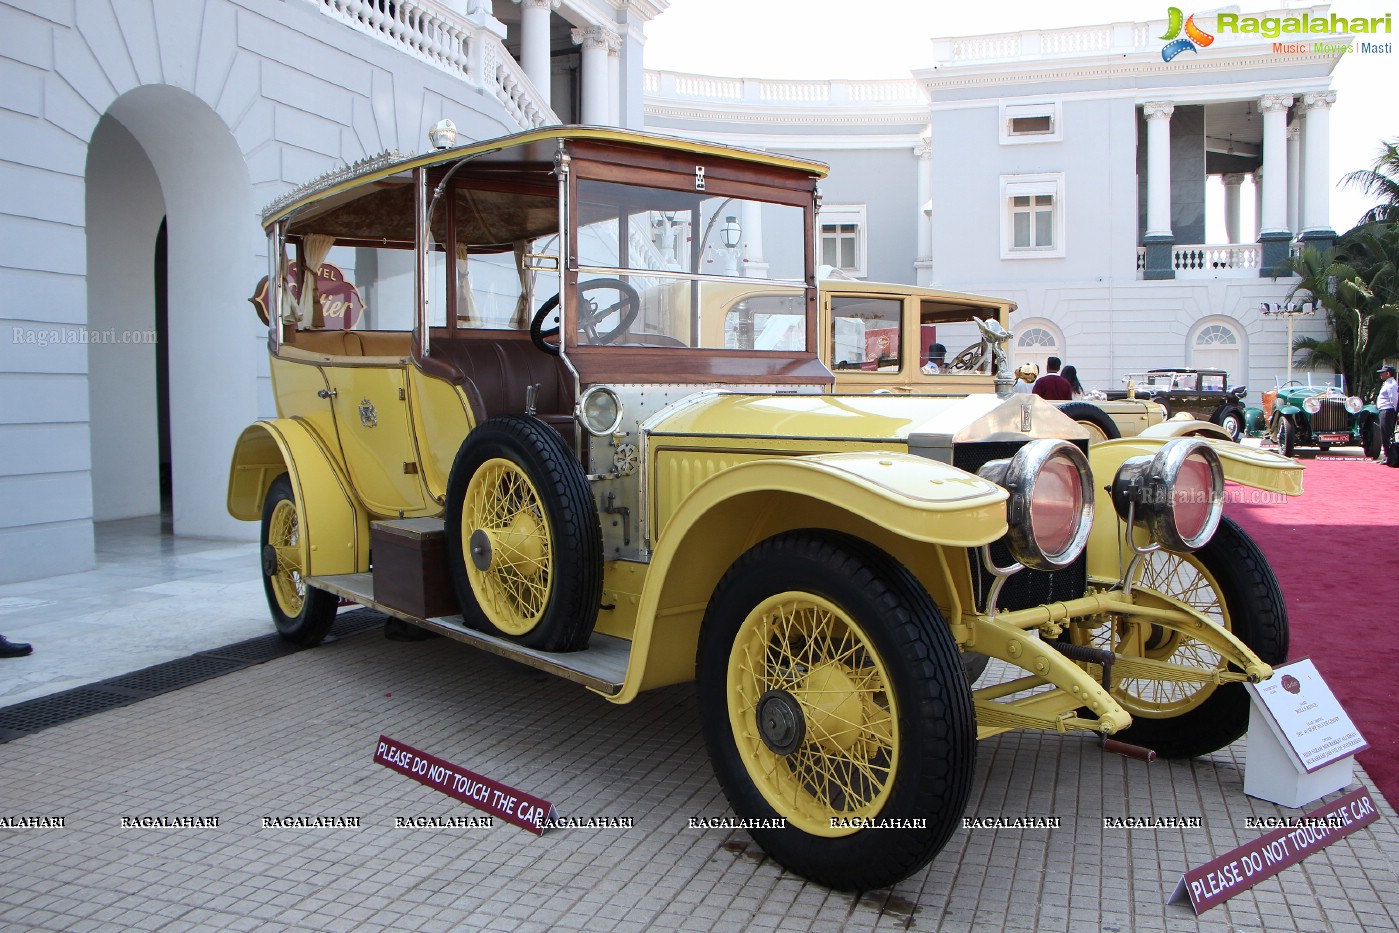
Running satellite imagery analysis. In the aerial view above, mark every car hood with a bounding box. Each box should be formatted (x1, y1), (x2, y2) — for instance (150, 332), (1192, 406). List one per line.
(646, 391), (1089, 449)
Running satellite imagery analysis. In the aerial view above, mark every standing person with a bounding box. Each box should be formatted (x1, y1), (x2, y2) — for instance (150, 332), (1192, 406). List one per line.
(1061, 364), (1087, 400)
(0, 634), (32, 658)
(1032, 356), (1074, 401)
(921, 342), (947, 374)
(1376, 364), (1397, 464)
(1013, 362), (1038, 394)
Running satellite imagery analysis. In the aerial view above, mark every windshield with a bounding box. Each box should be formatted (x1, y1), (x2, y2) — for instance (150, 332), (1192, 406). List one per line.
(570, 180), (808, 350)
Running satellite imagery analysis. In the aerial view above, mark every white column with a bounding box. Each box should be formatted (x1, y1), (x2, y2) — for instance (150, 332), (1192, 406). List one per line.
(1286, 124), (1301, 235)
(607, 32), (621, 126)
(740, 200), (768, 278)
(512, 0), (558, 109)
(914, 136), (934, 286)
(1144, 102), (1174, 238)
(1253, 171), (1263, 236)
(1258, 94), (1293, 235)
(1300, 91), (1337, 235)
(572, 25), (616, 125)
(1222, 173), (1245, 244)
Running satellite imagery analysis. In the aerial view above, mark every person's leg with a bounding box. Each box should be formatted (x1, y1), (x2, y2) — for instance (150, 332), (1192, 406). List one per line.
(1380, 409), (1397, 463)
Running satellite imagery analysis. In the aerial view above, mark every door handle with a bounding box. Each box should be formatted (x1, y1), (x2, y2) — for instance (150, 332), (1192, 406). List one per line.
(317, 388), (337, 399)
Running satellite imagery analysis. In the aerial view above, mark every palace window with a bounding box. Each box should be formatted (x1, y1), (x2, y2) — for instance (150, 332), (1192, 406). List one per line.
(818, 204), (867, 278)
(1000, 174), (1065, 259)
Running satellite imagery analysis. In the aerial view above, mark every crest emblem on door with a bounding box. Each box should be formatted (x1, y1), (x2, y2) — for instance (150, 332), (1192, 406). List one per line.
(359, 398), (378, 428)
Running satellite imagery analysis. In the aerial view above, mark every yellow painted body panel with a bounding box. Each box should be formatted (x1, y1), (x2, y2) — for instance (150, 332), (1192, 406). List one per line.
(226, 420), (369, 576)
(406, 366), (475, 503)
(607, 453), (1009, 703)
(269, 355), (339, 451)
(321, 365), (429, 515)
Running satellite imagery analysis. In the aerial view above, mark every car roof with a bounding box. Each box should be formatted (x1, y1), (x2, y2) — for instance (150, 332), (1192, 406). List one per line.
(262, 126), (830, 229)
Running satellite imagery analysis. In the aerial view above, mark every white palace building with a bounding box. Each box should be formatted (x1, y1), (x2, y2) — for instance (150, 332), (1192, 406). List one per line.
(0, 0), (1345, 583)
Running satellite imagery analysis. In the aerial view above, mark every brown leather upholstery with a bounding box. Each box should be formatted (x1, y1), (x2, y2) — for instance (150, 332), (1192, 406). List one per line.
(419, 331), (573, 424)
(283, 329), (412, 359)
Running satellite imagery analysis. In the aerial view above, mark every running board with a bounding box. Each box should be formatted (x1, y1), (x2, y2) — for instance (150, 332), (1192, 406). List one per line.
(307, 572), (629, 696)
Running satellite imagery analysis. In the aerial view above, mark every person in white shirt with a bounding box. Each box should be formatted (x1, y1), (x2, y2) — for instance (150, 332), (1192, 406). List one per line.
(1013, 362), (1038, 394)
(921, 342), (947, 375)
(1376, 364), (1397, 464)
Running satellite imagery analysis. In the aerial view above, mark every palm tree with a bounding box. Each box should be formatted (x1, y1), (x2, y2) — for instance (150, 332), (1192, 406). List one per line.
(1341, 139), (1399, 226)
(1280, 229), (1399, 398)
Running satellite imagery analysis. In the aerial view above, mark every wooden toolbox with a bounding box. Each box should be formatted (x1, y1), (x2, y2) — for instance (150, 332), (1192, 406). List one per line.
(371, 518), (457, 620)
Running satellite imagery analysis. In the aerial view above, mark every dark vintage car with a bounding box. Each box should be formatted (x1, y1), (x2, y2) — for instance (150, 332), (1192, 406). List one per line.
(1103, 369), (1248, 441)
(1260, 381), (1376, 458)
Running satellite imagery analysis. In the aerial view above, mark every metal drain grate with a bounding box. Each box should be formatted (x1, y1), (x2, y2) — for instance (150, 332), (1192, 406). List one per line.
(0, 609), (385, 743)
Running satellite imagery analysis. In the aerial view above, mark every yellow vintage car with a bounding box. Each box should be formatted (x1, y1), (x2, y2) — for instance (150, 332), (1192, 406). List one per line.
(228, 126), (1302, 891)
(808, 275), (1170, 442)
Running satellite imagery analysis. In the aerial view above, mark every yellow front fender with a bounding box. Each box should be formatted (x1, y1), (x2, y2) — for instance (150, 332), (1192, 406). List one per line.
(606, 451), (1009, 703)
(227, 420), (369, 577)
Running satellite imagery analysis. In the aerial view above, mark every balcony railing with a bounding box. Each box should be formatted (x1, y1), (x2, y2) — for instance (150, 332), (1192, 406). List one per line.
(307, 0), (556, 129)
(644, 71), (925, 107)
(1135, 243), (1262, 276)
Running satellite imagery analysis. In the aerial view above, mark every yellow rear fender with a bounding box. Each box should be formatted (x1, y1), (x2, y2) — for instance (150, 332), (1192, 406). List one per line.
(606, 452), (1009, 702)
(227, 421), (369, 576)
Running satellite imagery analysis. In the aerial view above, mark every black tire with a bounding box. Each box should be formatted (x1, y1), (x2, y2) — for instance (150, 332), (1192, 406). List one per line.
(1104, 516), (1288, 759)
(1318, 442), (1332, 452)
(1057, 401), (1121, 442)
(696, 531), (975, 891)
(260, 474), (338, 646)
(1215, 407), (1244, 442)
(1363, 420), (1382, 460)
(1276, 417), (1296, 457)
(444, 416), (602, 652)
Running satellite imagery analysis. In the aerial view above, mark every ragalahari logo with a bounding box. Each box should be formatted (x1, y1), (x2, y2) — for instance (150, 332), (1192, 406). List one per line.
(1161, 7), (1215, 61)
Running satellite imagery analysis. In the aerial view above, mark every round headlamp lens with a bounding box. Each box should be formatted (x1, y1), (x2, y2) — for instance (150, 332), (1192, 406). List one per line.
(1302, 396), (1321, 415)
(1031, 453), (1084, 560)
(978, 439), (1094, 571)
(578, 386), (623, 436)
(1346, 396), (1363, 414)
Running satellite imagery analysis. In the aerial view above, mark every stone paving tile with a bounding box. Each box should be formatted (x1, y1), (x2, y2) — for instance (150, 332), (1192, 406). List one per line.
(2, 629), (1397, 932)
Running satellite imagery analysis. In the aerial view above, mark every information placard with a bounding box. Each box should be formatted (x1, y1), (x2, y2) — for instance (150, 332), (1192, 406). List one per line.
(373, 735), (558, 835)
(1245, 659), (1367, 772)
(1169, 786), (1380, 914)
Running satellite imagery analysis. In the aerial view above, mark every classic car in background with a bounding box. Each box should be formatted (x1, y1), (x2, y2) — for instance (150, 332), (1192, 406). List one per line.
(1260, 380), (1377, 458)
(817, 277), (1167, 441)
(227, 126), (1303, 891)
(1102, 369), (1248, 441)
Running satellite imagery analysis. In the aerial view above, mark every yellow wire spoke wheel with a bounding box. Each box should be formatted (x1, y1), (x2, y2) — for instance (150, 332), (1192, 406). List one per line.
(1091, 548), (1229, 719)
(267, 498), (308, 618)
(462, 458), (554, 636)
(729, 592), (899, 837)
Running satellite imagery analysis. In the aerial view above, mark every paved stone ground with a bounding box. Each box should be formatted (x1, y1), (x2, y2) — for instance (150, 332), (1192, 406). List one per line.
(3, 622), (1396, 932)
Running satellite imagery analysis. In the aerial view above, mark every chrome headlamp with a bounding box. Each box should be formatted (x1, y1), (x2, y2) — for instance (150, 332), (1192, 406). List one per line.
(1110, 438), (1223, 552)
(1302, 396), (1321, 415)
(577, 385), (624, 436)
(977, 439), (1094, 571)
(1345, 396), (1363, 414)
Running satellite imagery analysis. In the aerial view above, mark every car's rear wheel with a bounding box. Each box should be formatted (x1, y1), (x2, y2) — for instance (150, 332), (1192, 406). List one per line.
(1216, 408), (1244, 442)
(1057, 401), (1120, 443)
(1079, 516), (1288, 758)
(445, 416), (602, 652)
(697, 531), (975, 891)
(260, 474), (338, 645)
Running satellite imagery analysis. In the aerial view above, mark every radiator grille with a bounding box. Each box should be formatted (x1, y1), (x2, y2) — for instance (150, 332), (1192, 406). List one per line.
(953, 440), (1089, 612)
(1311, 399), (1350, 433)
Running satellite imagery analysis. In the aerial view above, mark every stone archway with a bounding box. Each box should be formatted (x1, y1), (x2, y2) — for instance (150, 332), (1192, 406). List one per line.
(86, 86), (259, 539)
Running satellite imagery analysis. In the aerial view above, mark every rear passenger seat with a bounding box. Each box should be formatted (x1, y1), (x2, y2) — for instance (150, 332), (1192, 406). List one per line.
(284, 330), (412, 358)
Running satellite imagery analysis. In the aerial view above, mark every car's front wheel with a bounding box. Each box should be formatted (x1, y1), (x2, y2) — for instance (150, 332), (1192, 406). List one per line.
(1080, 516), (1288, 758)
(1275, 417), (1296, 457)
(697, 531), (975, 891)
(260, 474), (338, 645)
(1216, 408), (1244, 442)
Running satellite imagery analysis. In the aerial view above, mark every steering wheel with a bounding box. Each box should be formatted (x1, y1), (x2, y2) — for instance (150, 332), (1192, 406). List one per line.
(1279, 380), (1302, 388)
(530, 278), (642, 355)
(947, 341), (987, 373)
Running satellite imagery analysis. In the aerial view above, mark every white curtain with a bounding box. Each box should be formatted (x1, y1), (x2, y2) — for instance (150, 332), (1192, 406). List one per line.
(297, 234), (335, 328)
(511, 240), (533, 329)
(456, 243), (478, 326)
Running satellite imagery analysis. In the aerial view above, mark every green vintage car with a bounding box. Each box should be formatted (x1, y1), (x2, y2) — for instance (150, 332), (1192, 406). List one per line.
(1264, 380), (1377, 457)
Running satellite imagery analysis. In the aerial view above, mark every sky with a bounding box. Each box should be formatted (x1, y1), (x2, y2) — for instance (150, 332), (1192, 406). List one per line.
(643, 0), (1397, 238)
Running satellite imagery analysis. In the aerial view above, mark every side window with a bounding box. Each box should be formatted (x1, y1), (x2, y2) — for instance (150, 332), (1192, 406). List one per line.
(1000, 174), (1065, 259)
(830, 296), (902, 371)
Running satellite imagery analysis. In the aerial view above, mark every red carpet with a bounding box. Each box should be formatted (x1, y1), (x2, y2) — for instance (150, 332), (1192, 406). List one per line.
(1225, 453), (1399, 805)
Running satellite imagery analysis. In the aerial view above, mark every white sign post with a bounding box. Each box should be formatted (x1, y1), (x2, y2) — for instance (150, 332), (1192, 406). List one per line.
(1244, 659), (1368, 808)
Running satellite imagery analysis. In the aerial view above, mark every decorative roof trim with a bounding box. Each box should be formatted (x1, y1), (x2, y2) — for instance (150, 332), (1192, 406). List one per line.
(261, 151), (410, 224)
